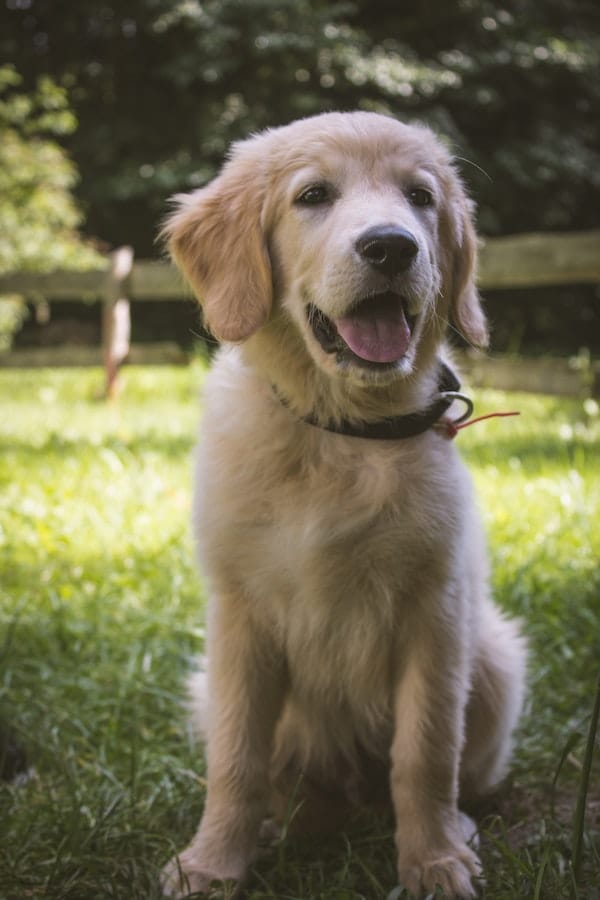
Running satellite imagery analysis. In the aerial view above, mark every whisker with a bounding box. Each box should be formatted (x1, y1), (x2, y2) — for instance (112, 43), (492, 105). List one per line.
(454, 156), (493, 183)
(438, 313), (481, 353)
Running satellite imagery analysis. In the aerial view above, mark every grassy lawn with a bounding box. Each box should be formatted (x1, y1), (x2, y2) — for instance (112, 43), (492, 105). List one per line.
(0, 364), (599, 900)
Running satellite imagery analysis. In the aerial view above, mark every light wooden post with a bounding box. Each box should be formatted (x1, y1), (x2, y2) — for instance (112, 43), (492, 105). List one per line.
(102, 246), (133, 399)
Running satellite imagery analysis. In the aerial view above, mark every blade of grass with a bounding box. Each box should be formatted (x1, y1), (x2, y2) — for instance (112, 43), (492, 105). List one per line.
(532, 844), (550, 900)
(571, 668), (600, 887)
(551, 731), (583, 820)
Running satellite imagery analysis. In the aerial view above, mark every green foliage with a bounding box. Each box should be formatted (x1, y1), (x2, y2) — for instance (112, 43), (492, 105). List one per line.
(0, 65), (101, 275)
(0, 366), (598, 898)
(0, 65), (102, 349)
(2, 0), (598, 253)
(0, 0), (353, 253)
(341, 0), (600, 236)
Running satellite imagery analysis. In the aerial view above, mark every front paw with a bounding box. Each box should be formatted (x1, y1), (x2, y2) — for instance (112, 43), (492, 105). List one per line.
(398, 843), (483, 899)
(160, 847), (242, 899)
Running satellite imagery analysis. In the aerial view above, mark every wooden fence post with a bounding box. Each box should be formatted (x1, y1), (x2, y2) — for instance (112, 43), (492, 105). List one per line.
(102, 246), (133, 399)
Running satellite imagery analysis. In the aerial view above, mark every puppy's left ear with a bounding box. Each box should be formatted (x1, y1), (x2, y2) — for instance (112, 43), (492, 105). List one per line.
(443, 188), (489, 349)
(162, 155), (271, 343)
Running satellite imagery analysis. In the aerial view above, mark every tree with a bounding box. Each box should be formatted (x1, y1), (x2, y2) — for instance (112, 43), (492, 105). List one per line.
(1, 0), (598, 252)
(338, 0), (600, 235)
(0, 64), (100, 273)
(0, 64), (101, 348)
(0, 0), (352, 253)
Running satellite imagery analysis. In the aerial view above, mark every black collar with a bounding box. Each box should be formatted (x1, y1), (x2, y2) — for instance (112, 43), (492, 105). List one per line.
(274, 362), (472, 440)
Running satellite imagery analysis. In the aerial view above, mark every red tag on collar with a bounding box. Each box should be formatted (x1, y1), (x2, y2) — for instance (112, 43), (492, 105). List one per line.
(437, 411), (520, 440)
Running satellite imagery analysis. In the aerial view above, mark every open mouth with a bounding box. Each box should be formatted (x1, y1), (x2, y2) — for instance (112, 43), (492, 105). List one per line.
(307, 291), (417, 367)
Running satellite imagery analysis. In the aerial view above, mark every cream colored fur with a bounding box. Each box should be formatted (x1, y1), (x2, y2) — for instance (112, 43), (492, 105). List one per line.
(160, 111), (527, 899)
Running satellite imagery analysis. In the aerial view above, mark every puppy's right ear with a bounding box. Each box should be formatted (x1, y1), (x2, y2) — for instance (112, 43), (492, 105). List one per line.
(162, 157), (272, 343)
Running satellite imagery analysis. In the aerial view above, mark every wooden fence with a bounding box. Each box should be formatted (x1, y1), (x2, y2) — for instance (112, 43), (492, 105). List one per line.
(0, 230), (599, 397)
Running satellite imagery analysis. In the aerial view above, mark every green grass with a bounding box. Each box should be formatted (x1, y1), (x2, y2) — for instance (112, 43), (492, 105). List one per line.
(0, 365), (599, 900)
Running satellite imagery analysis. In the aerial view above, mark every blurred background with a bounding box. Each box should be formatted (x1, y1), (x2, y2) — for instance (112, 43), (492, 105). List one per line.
(0, 0), (599, 371)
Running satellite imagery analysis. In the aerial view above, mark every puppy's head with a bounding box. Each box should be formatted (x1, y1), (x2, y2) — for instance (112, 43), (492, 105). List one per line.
(162, 112), (487, 384)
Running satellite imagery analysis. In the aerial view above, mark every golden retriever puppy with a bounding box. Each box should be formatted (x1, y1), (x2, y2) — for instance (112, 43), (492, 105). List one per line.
(160, 111), (527, 899)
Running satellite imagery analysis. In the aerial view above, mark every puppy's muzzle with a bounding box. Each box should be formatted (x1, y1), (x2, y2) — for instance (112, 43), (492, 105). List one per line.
(355, 226), (419, 278)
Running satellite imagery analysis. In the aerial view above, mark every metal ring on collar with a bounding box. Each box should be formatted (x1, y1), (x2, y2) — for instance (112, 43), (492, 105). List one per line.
(439, 391), (474, 426)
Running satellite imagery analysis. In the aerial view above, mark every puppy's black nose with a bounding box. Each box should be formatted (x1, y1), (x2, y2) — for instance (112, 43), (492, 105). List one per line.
(355, 226), (419, 277)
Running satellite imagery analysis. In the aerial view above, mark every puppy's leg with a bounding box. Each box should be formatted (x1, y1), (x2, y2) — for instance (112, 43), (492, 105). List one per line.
(391, 617), (481, 900)
(162, 596), (285, 898)
(461, 604), (527, 803)
(186, 662), (210, 741)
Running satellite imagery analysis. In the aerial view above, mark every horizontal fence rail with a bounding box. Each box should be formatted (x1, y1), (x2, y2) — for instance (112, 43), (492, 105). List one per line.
(2, 229), (600, 300)
(476, 230), (600, 289)
(1, 230), (599, 396)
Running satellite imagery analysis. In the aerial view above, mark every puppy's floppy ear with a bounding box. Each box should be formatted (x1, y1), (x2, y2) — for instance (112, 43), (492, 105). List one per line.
(442, 184), (489, 349)
(162, 154), (271, 343)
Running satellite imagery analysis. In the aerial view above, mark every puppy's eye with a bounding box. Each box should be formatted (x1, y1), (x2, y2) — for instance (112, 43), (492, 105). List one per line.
(408, 187), (434, 208)
(295, 184), (330, 205)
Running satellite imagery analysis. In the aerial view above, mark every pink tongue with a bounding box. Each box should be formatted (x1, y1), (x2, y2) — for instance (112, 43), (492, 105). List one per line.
(334, 298), (411, 363)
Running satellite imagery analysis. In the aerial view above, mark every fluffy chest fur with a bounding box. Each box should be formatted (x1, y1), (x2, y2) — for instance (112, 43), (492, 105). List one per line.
(194, 350), (475, 721)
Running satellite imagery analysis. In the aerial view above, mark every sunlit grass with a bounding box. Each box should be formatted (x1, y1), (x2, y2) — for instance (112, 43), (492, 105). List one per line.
(0, 366), (598, 899)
